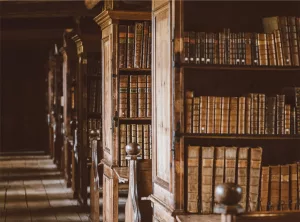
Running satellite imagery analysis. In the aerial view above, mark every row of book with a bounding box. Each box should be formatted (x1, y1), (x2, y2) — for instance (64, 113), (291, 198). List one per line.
(119, 22), (152, 69)
(185, 89), (300, 135)
(119, 124), (152, 167)
(88, 79), (101, 114)
(260, 163), (300, 211)
(119, 74), (151, 118)
(184, 16), (300, 66)
(187, 146), (262, 213)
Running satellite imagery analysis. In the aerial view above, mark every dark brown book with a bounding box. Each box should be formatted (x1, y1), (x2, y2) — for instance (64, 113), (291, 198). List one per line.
(214, 146), (225, 187)
(129, 75), (138, 117)
(137, 75), (147, 117)
(296, 18), (300, 65)
(205, 33), (214, 64)
(214, 97), (222, 134)
(185, 91), (194, 133)
(284, 104), (291, 134)
(207, 96), (215, 133)
(288, 16), (299, 66)
(127, 25), (135, 68)
(290, 163), (298, 210)
(149, 124), (152, 159)
(251, 33), (259, 65)
(131, 124), (137, 143)
(230, 33), (237, 65)
(119, 124), (127, 166)
(137, 124), (143, 156)
(265, 96), (276, 135)
(134, 22), (143, 68)
(238, 97), (246, 134)
(260, 166), (270, 211)
(184, 32), (190, 63)
(193, 97), (200, 134)
(266, 33), (277, 66)
(245, 32), (252, 65)
(218, 32), (225, 65)
(200, 96), (208, 133)
(276, 94), (285, 135)
(237, 147), (249, 210)
(213, 33), (219, 64)
(298, 162), (300, 210)
(187, 145), (200, 213)
(245, 96), (251, 134)
(249, 93), (259, 134)
(258, 94), (266, 135)
(142, 21), (149, 69)
(198, 32), (206, 64)
(229, 97), (238, 134)
(143, 124), (149, 159)
(221, 97), (230, 134)
(257, 33), (268, 66)
(280, 165), (290, 210)
(291, 107), (296, 135)
(270, 165), (280, 211)
(189, 31), (196, 64)
(274, 30), (284, 66)
(118, 25), (127, 68)
(201, 146), (214, 214)
(146, 75), (151, 117)
(146, 24), (152, 69)
(225, 146), (237, 183)
(224, 28), (231, 65)
(119, 75), (129, 117)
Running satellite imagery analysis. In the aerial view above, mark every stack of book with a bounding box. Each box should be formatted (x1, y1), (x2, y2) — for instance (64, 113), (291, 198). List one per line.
(185, 87), (300, 135)
(260, 163), (300, 211)
(118, 22), (152, 69)
(184, 16), (300, 66)
(187, 146), (262, 213)
(119, 124), (152, 166)
(119, 74), (151, 118)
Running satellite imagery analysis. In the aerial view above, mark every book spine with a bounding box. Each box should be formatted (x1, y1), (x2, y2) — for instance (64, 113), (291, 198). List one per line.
(146, 24), (152, 69)
(214, 146), (225, 187)
(185, 91), (194, 133)
(249, 93), (259, 134)
(296, 88), (300, 134)
(258, 33), (268, 66)
(258, 94), (266, 134)
(146, 75), (151, 117)
(221, 97), (230, 134)
(143, 124), (150, 159)
(290, 164), (298, 210)
(238, 97), (246, 134)
(214, 97), (222, 134)
(213, 33), (219, 64)
(119, 75), (129, 117)
(134, 22), (143, 68)
(265, 96), (276, 135)
(284, 104), (291, 134)
(296, 18), (300, 66)
(241, 32), (246, 65)
(200, 96), (208, 133)
(137, 75), (147, 117)
(205, 33), (214, 64)
(245, 96), (251, 134)
(251, 33), (259, 65)
(280, 165), (290, 210)
(131, 124), (137, 143)
(288, 16), (299, 66)
(274, 30), (284, 66)
(218, 32), (225, 65)
(207, 96), (215, 133)
(196, 32), (201, 64)
(236, 32), (242, 65)
(189, 31), (196, 64)
(129, 75), (138, 117)
(119, 124), (127, 166)
(276, 94), (285, 135)
(266, 33), (277, 66)
(118, 25), (127, 68)
(224, 28), (231, 65)
(260, 166), (270, 211)
(225, 146), (237, 183)
(187, 146), (200, 213)
(298, 163), (300, 210)
(184, 32), (190, 63)
(245, 32), (252, 65)
(237, 147), (249, 210)
(142, 22), (149, 69)
(137, 124), (143, 156)
(193, 97), (200, 133)
(127, 25), (135, 68)
(270, 165), (280, 211)
(230, 33), (236, 65)
(199, 32), (206, 64)
(279, 16), (291, 66)
(291, 107), (296, 135)
(149, 124), (152, 159)
(229, 97), (238, 134)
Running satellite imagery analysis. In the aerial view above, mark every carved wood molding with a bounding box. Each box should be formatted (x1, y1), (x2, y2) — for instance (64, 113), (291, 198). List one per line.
(71, 34), (84, 56)
(85, 0), (102, 9)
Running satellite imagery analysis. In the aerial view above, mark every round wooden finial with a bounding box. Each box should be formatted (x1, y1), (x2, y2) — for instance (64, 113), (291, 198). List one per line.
(214, 183), (242, 206)
(125, 142), (141, 156)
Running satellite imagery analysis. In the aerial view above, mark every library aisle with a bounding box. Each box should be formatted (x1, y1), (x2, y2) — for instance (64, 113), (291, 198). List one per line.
(0, 153), (89, 222)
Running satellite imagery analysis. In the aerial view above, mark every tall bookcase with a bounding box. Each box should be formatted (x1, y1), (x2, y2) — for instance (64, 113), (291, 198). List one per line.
(94, 9), (152, 222)
(151, 1), (300, 221)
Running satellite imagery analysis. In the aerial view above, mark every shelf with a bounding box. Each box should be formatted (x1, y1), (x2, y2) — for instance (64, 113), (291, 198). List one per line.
(88, 112), (102, 118)
(118, 117), (151, 123)
(119, 68), (151, 72)
(181, 133), (300, 140)
(180, 64), (300, 72)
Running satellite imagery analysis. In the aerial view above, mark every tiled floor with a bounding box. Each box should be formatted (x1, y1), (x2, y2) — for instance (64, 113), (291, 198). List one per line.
(0, 153), (90, 222)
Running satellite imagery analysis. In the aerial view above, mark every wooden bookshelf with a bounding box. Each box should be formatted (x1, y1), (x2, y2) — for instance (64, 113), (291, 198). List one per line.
(151, 0), (300, 221)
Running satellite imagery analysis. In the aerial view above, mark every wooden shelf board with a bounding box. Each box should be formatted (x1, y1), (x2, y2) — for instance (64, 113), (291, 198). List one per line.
(182, 133), (300, 140)
(118, 117), (151, 121)
(119, 68), (151, 72)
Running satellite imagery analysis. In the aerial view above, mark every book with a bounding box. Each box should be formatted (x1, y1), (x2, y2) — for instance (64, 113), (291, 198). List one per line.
(185, 91), (194, 133)
(127, 25), (135, 68)
(129, 75), (138, 117)
(137, 75), (147, 117)
(224, 28), (231, 65)
(149, 125), (152, 159)
(119, 75), (129, 117)
(187, 145), (200, 213)
(131, 124), (137, 143)
(225, 146), (237, 183)
(237, 147), (249, 210)
(274, 30), (284, 66)
(280, 165), (289, 210)
(205, 32), (214, 64)
(119, 124), (127, 166)
(146, 75), (152, 117)
(207, 96), (215, 133)
(270, 165), (280, 211)
(189, 31), (196, 64)
(260, 166), (270, 211)
(134, 22), (143, 68)
(245, 96), (251, 134)
(238, 97), (246, 134)
(142, 21), (149, 69)
(276, 94), (285, 135)
(221, 97), (230, 134)
(193, 97), (200, 133)
(143, 124), (149, 159)
(244, 32), (252, 65)
(229, 97), (238, 134)
(118, 25), (127, 68)
(200, 96), (208, 133)
(290, 164), (298, 210)
(265, 96), (276, 135)
(258, 94), (266, 134)
(249, 93), (259, 134)
(266, 33), (277, 66)
(146, 24), (152, 69)
(257, 33), (268, 66)
(284, 104), (291, 134)
(251, 33), (259, 65)
(214, 97), (222, 134)
(137, 124), (143, 155)
(214, 146), (225, 187)
(218, 32), (225, 65)
(184, 32), (189, 63)
(288, 16), (299, 66)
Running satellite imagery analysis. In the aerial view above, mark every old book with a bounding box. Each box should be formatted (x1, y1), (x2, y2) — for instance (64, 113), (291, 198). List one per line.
(298, 162), (300, 210)
(201, 146), (214, 214)
(131, 124), (137, 143)
(146, 24), (152, 69)
(143, 124), (149, 159)
(229, 97), (238, 134)
(266, 33), (277, 66)
(184, 32), (190, 63)
(146, 75), (151, 117)
(205, 33), (214, 64)
(280, 165), (290, 210)
(274, 30), (284, 66)
(245, 32), (252, 65)
(276, 94), (285, 135)
(218, 32), (225, 65)
(251, 33), (259, 65)
(270, 165), (280, 211)
(200, 96), (208, 133)
(127, 25), (135, 68)
(245, 96), (251, 134)
(265, 96), (276, 135)
(198, 32), (206, 64)
(225, 146), (237, 183)
(193, 97), (200, 134)
(187, 145), (200, 213)
(284, 104), (291, 134)
(119, 124), (127, 166)
(126, 124), (132, 143)
(189, 31), (196, 64)
(214, 97), (222, 134)
(257, 33), (268, 66)
(207, 96), (215, 133)
(290, 164), (298, 210)
(137, 75), (147, 117)
(224, 28), (231, 65)
(213, 33), (219, 64)
(142, 21), (149, 68)
(149, 124), (152, 159)
(248, 147), (262, 212)
(119, 75), (129, 117)
(230, 33), (237, 65)
(214, 146), (225, 187)
(134, 22), (143, 68)
(297, 18), (300, 65)
(238, 97), (246, 134)
(288, 16), (299, 66)
(291, 107), (296, 135)
(137, 124), (143, 156)
(258, 94), (266, 135)
(260, 166), (270, 211)
(249, 93), (259, 134)
(129, 75), (138, 117)
(118, 25), (127, 68)
(185, 91), (194, 133)
(237, 147), (249, 210)
(221, 97), (230, 134)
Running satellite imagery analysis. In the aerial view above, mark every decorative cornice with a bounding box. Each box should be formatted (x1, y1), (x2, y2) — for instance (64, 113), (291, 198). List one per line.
(71, 34), (84, 55)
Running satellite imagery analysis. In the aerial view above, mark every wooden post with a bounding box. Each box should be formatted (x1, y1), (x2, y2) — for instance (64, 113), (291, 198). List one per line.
(125, 143), (142, 222)
(214, 183), (245, 222)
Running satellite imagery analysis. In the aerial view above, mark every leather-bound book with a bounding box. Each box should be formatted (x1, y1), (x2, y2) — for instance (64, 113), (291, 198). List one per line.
(205, 33), (214, 64)
(142, 21), (149, 69)
(184, 32), (189, 63)
(298, 162), (300, 209)
(214, 97), (222, 134)
(238, 97), (246, 134)
(137, 124), (143, 157)
(149, 124), (152, 159)
(229, 97), (238, 134)
(131, 124), (137, 143)
(284, 104), (291, 134)
(200, 96), (208, 133)
(297, 18), (300, 65)
(189, 31), (196, 64)
(288, 17), (299, 66)
(185, 91), (194, 133)
(119, 75), (129, 117)
(258, 94), (266, 135)
(221, 97), (230, 134)
(195, 32), (201, 64)
(290, 164), (298, 210)
(138, 75), (147, 117)
(214, 146), (225, 187)
(218, 32), (225, 65)
(129, 75), (138, 117)
(127, 25), (135, 68)
(119, 124), (127, 166)
(146, 24), (152, 69)
(240, 32), (246, 65)
(280, 165), (290, 210)
(193, 97), (200, 133)
(245, 33), (252, 65)
(266, 33), (277, 66)
(198, 32), (206, 64)
(248, 147), (262, 212)
(251, 33), (259, 65)
(237, 147), (249, 210)
(207, 96), (215, 133)
(146, 75), (151, 117)
(187, 145), (200, 213)
(134, 22), (143, 68)
(260, 166), (270, 211)
(224, 28), (231, 65)
(263, 16), (291, 66)
(225, 146), (237, 183)
(265, 96), (276, 135)
(270, 165), (280, 211)
(276, 94), (285, 135)
(213, 33), (219, 65)
(201, 146), (214, 214)
(143, 124), (149, 159)
(236, 32), (243, 65)
(245, 96), (251, 134)
(274, 30), (284, 66)
(257, 33), (268, 66)
(119, 25), (127, 68)
(230, 33), (237, 65)
(291, 107), (296, 135)
(126, 124), (132, 143)
(249, 93), (259, 134)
